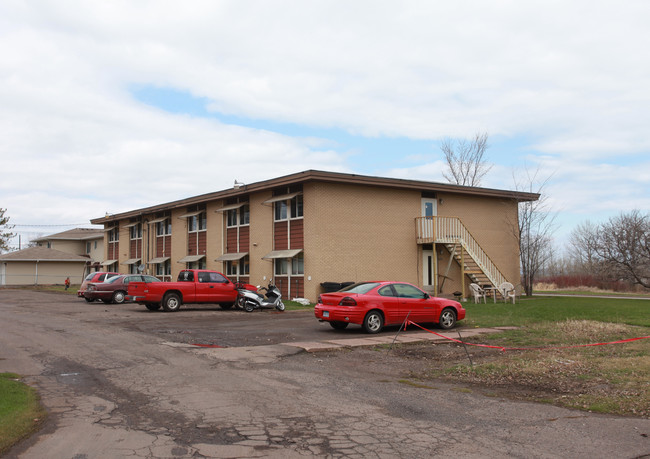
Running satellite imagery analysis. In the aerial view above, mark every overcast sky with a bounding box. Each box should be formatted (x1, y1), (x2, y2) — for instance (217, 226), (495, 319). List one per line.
(2, 1), (649, 251)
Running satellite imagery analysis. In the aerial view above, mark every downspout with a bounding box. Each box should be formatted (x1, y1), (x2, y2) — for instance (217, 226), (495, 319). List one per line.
(35, 259), (39, 285)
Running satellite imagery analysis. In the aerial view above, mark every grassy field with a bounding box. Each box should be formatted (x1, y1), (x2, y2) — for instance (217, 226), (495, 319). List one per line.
(0, 373), (46, 455)
(422, 295), (650, 417)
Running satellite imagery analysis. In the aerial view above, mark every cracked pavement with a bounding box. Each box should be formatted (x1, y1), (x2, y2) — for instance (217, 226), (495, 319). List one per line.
(1, 289), (648, 458)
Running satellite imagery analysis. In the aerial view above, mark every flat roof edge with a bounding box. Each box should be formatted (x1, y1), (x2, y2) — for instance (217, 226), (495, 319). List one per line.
(91, 170), (540, 224)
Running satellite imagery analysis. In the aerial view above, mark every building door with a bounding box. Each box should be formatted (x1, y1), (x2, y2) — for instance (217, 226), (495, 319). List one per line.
(421, 198), (437, 218)
(423, 249), (434, 288)
(420, 198), (437, 240)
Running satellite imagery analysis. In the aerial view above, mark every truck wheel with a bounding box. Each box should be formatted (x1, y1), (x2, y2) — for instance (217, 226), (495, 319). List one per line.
(162, 293), (181, 312)
(145, 303), (161, 311)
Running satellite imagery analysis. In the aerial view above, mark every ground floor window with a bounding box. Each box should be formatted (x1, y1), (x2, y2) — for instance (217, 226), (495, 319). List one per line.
(187, 259), (206, 270)
(274, 259), (288, 276)
(156, 260), (171, 277)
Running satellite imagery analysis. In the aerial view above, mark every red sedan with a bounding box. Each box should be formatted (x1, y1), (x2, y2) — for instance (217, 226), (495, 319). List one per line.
(314, 281), (466, 333)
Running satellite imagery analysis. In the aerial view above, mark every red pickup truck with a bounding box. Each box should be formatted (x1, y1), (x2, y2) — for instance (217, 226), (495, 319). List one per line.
(128, 269), (239, 312)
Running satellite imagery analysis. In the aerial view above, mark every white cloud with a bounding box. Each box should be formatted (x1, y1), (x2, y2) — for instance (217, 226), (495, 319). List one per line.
(1, 0), (650, 248)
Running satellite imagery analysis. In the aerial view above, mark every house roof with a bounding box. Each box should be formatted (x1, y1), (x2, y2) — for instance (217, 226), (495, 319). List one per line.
(32, 228), (104, 243)
(0, 246), (90, 262)
(90, 169), (541, 225)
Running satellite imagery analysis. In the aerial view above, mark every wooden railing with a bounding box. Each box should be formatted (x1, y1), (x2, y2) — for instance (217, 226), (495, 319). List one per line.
(416, 216), (507, 287)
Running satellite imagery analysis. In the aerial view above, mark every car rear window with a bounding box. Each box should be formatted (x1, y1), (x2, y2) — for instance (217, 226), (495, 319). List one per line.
(339, 282), (380, 294)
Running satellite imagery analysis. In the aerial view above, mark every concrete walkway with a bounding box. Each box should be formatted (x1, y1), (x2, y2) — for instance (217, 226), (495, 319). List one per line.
(168, 326), (512, 364)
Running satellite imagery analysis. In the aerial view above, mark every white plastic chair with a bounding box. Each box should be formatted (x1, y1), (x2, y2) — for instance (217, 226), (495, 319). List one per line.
(498, 282), (516, 304)
(469, 283), (486, 303)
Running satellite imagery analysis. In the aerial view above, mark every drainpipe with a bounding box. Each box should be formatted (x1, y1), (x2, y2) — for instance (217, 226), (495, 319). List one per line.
(34, 260), (39, 285)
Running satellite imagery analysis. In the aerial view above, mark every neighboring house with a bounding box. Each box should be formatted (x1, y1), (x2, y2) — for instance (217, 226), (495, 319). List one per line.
(90, 170), (539, 301)
(0, 246), (89, 286)
(32, 228), (104, 272)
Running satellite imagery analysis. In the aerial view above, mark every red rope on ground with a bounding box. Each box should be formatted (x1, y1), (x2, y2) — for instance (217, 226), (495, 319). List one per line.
(404, 320), (650, 352)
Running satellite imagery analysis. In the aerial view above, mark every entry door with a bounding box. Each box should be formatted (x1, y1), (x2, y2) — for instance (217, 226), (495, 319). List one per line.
(423, 250), (434, 287)
(420, 198), (437, 240)
(421, 198), (437, 218)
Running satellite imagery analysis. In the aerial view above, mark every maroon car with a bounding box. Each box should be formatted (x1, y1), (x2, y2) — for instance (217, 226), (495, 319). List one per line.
(314, 281), (466, 333)
(78, 271), (119, 300)
(84, 274), (161, 304)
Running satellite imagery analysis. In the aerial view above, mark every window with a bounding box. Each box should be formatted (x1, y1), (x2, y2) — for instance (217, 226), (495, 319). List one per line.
(274, 258), (288, 276)
(225, 260), (238, 276)
(227, 209), (238, 227)
(290, 195), (303, 219)
(241, 255), (250, 275)
(86, 242), (91, 253)
(187, 259), (206, 270)
(275, 195), (303, 221)
(189, 213), (206, 232)
(378, 285), (397, 297)
(198, 271), (227, 283)
(130, 224), (142, 240)
(393, 283), (427, 299)
(108, 228), (119, 242)
(94, 241), (98, 249)
(156, 260), (171, 277)
(156, 219), (171, 236)
(292, 253), (304, 275)
(240, 204), (250, 225)
(274, 201), (288, 221)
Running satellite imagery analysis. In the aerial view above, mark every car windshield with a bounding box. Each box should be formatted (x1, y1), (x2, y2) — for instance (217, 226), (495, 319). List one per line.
(339, 282), (380, 294)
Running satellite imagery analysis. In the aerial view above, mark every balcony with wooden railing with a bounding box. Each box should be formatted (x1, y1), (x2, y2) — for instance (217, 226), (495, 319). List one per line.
(416, 216), (508, 289)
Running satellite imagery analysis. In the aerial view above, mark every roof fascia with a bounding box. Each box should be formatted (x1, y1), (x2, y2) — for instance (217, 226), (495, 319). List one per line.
(90, 170), (539, 224)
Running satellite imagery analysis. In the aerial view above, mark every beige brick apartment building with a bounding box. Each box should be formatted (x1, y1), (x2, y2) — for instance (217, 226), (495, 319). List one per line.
(90, 170), (539, 302)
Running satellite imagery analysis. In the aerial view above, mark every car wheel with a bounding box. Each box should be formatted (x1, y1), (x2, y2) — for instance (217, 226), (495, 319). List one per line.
(363, 311), (384, 334)
(329, 321), (349, 330)
(162, 293), (181, 312)
(220, 303), (233, 310)
(112, 291), (126, 304)
(145, 303), (161, 311)
(275, 301), (285, 311)
(439, 308), (457, 329)
(84, 297), (94, 303)
(244, 301), (255, 312)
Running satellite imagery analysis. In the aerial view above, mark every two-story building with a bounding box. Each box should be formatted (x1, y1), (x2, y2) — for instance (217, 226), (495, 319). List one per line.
(90, 170), (539, 301)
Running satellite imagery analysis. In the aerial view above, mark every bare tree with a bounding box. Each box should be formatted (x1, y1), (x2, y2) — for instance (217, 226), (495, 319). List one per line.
(0, 208), (16, 253)
(441, 132), (492, 186)
(595, 210), (650, 288)
(568, 220), (602, 276)
(511, 167), (556, 296)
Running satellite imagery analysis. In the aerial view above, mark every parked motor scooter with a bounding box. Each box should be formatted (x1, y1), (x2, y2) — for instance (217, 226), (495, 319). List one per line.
(237, 280), (285, 312)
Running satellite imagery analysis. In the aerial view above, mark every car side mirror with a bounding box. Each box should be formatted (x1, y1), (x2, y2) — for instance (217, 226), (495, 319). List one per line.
(424, 293), (430, 299)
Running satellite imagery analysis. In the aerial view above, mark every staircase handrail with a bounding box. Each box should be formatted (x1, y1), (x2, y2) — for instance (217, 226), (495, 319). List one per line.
(416, 216), (508, 287)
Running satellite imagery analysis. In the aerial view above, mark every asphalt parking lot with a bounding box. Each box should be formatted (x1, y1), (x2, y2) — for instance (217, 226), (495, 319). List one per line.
(2, 289), (649, 459)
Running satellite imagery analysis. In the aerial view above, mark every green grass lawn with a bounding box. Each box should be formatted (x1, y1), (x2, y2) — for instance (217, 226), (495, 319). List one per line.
(0, 373), (46, 455)
(464, 295), (650, 328)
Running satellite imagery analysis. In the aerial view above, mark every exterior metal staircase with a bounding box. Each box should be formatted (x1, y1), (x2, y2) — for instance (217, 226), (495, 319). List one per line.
(416, 216), (508, 291)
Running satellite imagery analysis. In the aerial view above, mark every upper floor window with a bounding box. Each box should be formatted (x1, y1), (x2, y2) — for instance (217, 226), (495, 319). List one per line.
(86, 242), (91, 253)
(240, 204), (250, 225)
(130, 223), (142, 240)
(188, 213), (206, 232)
(156, 218), (172, 236)
(108, 227), (119, 242)
(274, 195), (303, 221)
